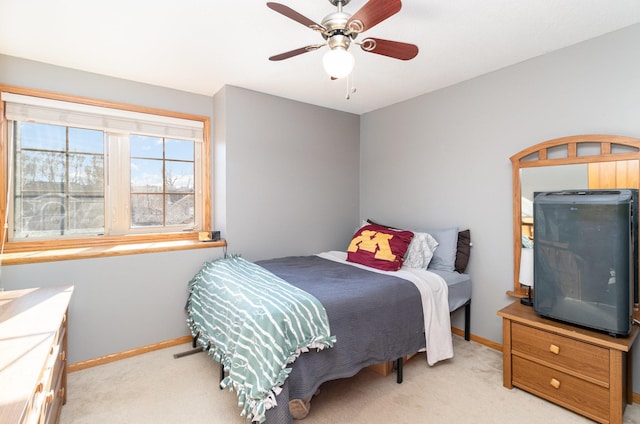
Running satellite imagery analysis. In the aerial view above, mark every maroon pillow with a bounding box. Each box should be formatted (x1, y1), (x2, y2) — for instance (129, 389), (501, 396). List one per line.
(347, 224), (414, 271)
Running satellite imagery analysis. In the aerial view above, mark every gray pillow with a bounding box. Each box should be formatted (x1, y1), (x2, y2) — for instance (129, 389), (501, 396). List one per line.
(426, 227), (459, 272)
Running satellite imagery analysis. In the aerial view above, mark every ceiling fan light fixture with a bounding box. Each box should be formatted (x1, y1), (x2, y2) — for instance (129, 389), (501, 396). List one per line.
(268, 0), (418, 88)
(322, 47), (355, 79)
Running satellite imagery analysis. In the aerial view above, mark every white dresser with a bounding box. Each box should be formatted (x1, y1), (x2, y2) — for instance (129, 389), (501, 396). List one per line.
(0, 286), (73, 424)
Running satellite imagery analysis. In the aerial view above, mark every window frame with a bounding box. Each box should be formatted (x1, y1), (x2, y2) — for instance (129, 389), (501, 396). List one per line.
(0, 85), (214, 264)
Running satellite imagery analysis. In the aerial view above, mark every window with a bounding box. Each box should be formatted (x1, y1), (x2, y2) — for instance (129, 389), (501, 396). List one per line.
(12, 122), (106, 239)
(128, 134), (197, 229)
(0, 86), (211, 260)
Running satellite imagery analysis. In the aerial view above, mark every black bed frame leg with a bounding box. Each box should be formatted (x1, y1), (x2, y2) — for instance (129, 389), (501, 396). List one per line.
(464, 300), (471, 341)
(396, 358), (403, 384)
(172, 334), (205, 359)
(219, 363), (225, 389)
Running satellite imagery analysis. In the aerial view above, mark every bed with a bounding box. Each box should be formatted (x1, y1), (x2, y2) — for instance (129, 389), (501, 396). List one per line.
(186, 223), (472, 424)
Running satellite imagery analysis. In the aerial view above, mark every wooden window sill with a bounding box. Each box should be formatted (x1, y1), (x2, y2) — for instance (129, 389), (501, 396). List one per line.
(1, 239), (226, 265)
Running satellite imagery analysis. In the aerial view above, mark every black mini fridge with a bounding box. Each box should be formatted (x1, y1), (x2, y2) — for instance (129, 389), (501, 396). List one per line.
(533, 189), (638, 336)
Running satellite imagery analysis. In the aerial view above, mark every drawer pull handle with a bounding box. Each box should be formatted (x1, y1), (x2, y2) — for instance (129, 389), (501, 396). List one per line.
(549, 344), (560, 355)
(59, 350), (67, 361)
(45, 390), (55, 404)
(550, 378), (561, 389)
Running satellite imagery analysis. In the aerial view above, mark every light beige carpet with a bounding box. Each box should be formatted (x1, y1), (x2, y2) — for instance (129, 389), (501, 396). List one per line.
(60, 335), (640, 423)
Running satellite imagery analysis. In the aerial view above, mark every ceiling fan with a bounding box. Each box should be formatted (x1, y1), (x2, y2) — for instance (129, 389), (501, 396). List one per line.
(267, 0), (419, 80)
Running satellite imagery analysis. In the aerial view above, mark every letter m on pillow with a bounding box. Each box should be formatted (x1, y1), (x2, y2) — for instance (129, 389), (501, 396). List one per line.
(346, 224), (414, 271)
(348, 230), (395, 260)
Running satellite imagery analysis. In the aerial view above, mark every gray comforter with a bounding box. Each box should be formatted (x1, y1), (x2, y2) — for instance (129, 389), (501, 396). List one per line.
(256, 255), (425, 424)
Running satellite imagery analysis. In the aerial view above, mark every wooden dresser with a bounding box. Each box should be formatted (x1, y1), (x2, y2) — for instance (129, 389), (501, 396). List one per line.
(0, 286), (73, 424)
(498, 301), (639, 424)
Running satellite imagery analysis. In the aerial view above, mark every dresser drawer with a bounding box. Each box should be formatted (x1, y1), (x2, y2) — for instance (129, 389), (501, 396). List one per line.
(50, 321), (67, 399)
(42, 311), (67, 424)
(18, 308), (68, 424)
(512, 322), (609, 384)
(43, 367), (65, 424)
(513, 356), (609, 422)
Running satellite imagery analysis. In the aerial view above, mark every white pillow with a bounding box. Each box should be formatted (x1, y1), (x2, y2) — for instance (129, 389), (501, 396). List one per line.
(403, 231), (439, 269)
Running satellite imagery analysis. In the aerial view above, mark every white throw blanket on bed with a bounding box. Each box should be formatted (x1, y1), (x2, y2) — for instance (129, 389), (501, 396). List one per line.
(317, 251), (453, 365)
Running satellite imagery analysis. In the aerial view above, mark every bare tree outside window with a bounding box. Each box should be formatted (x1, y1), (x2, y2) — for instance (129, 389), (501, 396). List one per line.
(130, 135), (195, 228)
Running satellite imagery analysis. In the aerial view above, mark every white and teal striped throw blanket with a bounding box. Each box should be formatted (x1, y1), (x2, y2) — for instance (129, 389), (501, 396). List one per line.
(186, 256), (336, 423)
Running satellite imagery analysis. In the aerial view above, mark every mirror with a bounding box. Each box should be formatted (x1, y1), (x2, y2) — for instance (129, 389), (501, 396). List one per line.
(509, 135), (640, 298)
(520, 164), (589, 244)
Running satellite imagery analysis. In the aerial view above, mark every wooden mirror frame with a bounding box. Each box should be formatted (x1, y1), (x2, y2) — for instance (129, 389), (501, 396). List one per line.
(508, 134), (640, 298)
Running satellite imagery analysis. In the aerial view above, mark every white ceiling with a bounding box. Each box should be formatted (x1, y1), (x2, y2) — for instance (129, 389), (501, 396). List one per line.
(1, 0), (640, 115)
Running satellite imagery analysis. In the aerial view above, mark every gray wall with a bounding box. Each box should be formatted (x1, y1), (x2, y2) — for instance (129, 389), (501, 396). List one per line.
(0, 56), (360, 363)
(360, 23), (640, 388)
(0, 250), (215, 362)
(214, 85), (360, 261)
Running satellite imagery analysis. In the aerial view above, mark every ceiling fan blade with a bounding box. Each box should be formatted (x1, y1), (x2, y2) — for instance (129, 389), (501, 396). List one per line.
(267, 2), (323, 30)
(360, 38), (418, 60)
(269, 45), (323, 61)
(347, 0), (402, 33)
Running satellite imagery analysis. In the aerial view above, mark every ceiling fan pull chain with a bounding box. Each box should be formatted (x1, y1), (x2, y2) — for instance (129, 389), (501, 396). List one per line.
(351, 70), (357, 95)
(345, 70), (357, 100)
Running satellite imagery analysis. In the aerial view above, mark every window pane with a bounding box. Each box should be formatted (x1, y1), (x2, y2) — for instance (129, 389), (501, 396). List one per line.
(69, 153), (104, 193)
(68, 197), (105, 231)
(12, 121), (105, 239)
(69, 127), (104, 153)
(166, 160), (194, 193)
(130, 134), (162, 158)
(129, 136), (196, 229)
(131, 158), (163, 193)
(18, 122), (66, 150)
(15, 192), (105, 236)
(18, 194), (67, 233)
(131, 194), (163, 226)
(18, 151), (65, 193)
(165, 139), (194, 161)
(166, 194), (194, 225)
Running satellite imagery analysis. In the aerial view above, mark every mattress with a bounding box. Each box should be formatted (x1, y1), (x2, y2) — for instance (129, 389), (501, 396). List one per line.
(430, 269), (472, 312)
